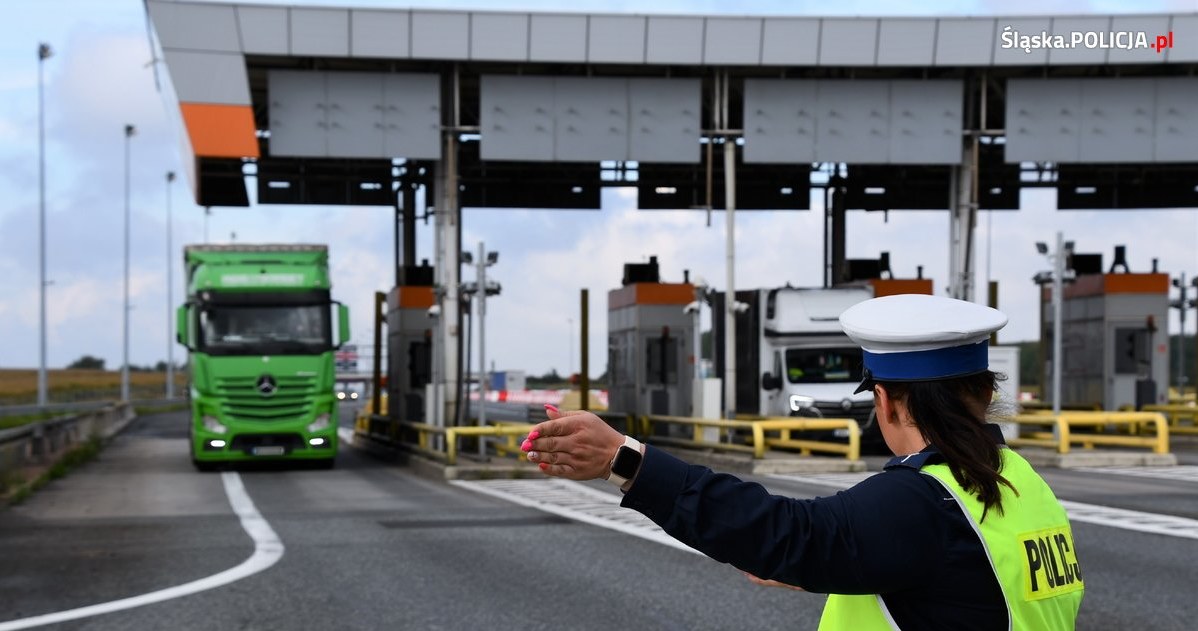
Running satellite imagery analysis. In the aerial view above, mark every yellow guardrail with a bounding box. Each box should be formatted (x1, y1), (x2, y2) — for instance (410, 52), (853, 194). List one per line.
(375, 419), (535, 465)
(1140, 405), (1198, 436)
(640, 414), (860, 461)
(356, 411), (860, 463)
(1006, 411), (1169, 455)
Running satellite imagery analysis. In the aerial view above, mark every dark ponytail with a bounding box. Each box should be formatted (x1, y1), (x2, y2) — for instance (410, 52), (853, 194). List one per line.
(879, 371), (1016, 520)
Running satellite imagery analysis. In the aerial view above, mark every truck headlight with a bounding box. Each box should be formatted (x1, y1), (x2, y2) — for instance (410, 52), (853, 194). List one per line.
(307, 413), (331, 433)
(202, 415), (228, 434)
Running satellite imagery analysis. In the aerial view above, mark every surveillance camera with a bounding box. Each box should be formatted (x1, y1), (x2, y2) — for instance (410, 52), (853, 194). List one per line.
(1035, 242), (1049, 255)
(683, 301), (701, 314)
(692, 275), (709, 290)
(733, 301), (750, 314)
(427, 304), (442, 318)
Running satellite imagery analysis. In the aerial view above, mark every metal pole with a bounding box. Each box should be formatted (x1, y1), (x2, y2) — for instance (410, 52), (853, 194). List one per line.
(580, 289), (589, 411)
(1052, 231), (1063, 416)
(723, 134), (737, 419)
(568, 318), (574, 379)
(203, 207), (210, 243)
(692, 286), (703, 417)
(472, 240), (481, 428)
(37, 43), (52, 408)
(122, 124), (135, 402)
(166, 171), (176, 399)
(1177, 273), (1187, 392)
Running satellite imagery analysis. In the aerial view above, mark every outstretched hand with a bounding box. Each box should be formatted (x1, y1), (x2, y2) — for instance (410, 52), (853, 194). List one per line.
(521, 405), (625, 481)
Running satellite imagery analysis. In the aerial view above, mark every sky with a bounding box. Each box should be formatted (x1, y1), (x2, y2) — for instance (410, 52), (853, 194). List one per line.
(1, 0), (1197, 381)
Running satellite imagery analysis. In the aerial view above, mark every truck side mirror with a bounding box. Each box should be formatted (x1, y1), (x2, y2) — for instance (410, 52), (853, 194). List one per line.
(762, 372), (782, 391)
(175, 304), (193, 351)
(337, 302), (351, 348)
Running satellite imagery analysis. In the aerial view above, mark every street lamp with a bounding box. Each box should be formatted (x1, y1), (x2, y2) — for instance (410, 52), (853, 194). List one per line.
(166, 171), (176, 399)
(462, 243), (500, 436)
(1034, 232), (1074, 415)
(37, 42), (52, 408)
(1169, 273), (1198, 394)
(122, 124), (136, 402)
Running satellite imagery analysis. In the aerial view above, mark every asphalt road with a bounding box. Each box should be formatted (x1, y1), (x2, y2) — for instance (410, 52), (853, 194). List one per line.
(1, 406), (1196, 630)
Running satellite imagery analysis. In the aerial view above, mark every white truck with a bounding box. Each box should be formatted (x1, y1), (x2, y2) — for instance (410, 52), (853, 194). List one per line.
(716, 285), (884, 449)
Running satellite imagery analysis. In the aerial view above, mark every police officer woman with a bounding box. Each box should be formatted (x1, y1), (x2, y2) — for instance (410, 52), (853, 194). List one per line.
(523, 294), (1083, 630)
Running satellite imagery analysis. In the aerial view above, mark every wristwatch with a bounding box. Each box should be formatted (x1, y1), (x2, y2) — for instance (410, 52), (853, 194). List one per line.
(605, 435), (644, 489)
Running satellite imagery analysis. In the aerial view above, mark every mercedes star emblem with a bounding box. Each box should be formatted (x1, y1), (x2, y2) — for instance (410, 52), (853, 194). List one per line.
(256, 375), (278, 397)
(840, 398), (853, 412)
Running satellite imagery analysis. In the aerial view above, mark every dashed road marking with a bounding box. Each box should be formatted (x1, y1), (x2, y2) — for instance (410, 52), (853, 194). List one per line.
(0, 473), (284, 630)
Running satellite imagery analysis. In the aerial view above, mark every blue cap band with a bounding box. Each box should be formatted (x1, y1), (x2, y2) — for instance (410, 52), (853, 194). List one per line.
(862, 340), (989, 382)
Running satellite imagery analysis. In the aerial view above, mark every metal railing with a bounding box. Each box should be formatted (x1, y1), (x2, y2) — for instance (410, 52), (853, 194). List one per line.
(357, 410), (861, 464)
(639, 414), (861, 461)
(1140, 405), (1198, 436)
(1006, 411), (1170, 455)
(0, 402), (135, 484)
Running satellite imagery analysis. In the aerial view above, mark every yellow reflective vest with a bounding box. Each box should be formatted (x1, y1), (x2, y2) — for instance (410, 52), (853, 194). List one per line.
(818, 449), (1084, 630)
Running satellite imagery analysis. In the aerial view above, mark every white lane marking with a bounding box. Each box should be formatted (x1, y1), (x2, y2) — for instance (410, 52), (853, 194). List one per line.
(769, 471), (1198, 541)
(0, 473), (284, 630)
(451, 479), (702, 556)
(1072, 465), (1198, 483)
(1059, 501), (1198, 540)
(337, 426), (354, 444)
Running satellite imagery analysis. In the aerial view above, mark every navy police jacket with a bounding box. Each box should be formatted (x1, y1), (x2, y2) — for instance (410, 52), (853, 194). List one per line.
(620, 430), (1009, 631)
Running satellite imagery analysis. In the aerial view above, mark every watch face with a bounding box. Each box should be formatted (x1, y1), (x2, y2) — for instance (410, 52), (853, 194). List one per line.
(611, 445), (643, 479)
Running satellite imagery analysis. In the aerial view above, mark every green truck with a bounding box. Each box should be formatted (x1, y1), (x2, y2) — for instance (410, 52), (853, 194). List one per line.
(176, 244), (350, 470)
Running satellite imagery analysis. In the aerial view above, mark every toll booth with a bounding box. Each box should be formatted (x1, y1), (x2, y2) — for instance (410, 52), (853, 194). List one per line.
(387, 262), (435, 423)
(607, 256), (695, 417)
(1043, 246), (1170, 410)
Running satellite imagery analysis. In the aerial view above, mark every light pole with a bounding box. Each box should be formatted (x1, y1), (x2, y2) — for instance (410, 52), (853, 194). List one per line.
(37, 42), (52, 408)
(567, 317), (574, 379)
(1170, 273), (1197, 395)
(166, 171), (176, 399)
(122, 124), (135, 402)
(462, 243), (500, 438)
(1035, 232), (1073, 415)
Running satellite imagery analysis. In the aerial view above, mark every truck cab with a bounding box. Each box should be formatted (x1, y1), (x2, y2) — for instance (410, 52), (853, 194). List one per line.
(757, 287), (876, 424)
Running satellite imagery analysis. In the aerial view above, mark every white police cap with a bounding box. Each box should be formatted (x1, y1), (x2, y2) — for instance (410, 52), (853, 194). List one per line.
(839, 294), (1008, 394)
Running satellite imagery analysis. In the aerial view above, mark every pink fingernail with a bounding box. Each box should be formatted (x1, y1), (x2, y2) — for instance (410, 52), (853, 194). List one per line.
(521, 439), (532, 452)
(544, 404), (559, 413)
(528, 430), (540, 440)
(538, 463), (549, 471)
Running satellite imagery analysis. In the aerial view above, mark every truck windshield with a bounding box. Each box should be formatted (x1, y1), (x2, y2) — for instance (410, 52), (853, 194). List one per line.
(198, 304), (331, 356)
(785, 348), (863, 384)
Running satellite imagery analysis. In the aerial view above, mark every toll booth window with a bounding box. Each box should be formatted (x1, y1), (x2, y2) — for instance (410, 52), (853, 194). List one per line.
(1114, 328), (1148, 375)
(646, 337), (678, 385)
(785, 348), (863, 384)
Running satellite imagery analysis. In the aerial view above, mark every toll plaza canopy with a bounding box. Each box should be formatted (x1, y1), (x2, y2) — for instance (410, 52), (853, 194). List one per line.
(147, 2), (1198, 212)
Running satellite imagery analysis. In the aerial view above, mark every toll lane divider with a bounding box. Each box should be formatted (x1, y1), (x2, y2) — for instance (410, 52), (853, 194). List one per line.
(1006, 411), (1169, 455)
(358, 412), (860, 464)
(1139, 405), (1198, 436)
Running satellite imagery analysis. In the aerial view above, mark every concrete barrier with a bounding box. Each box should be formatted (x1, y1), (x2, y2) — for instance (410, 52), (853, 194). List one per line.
(0, 403), (135, 485)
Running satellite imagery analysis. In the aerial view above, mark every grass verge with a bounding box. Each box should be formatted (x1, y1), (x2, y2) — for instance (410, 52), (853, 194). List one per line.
(2, 437), (104, 506)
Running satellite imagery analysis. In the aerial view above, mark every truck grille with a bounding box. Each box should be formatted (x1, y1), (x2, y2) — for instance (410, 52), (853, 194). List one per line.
(214, 375), (318, 421)
(812, 400), (875, 425)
